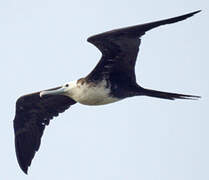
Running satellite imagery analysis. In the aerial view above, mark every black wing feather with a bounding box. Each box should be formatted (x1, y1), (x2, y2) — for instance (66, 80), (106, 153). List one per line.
(14, 87), (76, 174)
(86, 10), (201, 84)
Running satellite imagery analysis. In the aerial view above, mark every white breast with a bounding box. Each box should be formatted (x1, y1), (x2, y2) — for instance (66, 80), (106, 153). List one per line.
(69, 80), (120, 105)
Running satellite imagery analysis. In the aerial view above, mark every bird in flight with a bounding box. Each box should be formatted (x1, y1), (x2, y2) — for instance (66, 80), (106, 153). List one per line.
(14, 10), (201, 174)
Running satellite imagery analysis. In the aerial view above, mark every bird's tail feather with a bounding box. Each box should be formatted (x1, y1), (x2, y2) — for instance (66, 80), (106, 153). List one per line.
(140, 88), (200, 100)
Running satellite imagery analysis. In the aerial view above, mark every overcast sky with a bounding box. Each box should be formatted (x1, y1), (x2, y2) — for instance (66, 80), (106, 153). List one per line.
(0, 0), (208, 179)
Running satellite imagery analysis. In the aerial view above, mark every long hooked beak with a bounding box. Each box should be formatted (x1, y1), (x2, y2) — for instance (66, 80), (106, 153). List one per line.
(40, 86), (67, 97)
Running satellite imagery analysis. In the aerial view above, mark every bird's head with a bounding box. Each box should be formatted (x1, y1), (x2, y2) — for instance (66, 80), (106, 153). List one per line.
(40, 81), (77, 97)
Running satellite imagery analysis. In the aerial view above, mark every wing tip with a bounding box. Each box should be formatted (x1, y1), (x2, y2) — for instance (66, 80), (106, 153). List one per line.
(185, 10), (201, 18)
(87, 10), (201, 44)
(191, 10), (202, 15)
(21, 166), (28, 175)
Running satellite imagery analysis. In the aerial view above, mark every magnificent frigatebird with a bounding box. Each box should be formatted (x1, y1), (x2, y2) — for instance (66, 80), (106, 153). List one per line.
(14, 10), (201, 174)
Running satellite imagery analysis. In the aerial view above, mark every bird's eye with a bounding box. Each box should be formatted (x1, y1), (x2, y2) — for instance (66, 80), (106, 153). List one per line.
(65, 84), (69, 87)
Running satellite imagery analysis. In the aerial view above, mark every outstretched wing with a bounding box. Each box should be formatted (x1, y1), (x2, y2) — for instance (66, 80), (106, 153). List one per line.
(86, 10), (200, 85)
(13, 87), (76, 174)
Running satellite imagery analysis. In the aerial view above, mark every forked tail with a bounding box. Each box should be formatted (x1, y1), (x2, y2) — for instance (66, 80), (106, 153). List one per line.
(141, 88), (200, 100)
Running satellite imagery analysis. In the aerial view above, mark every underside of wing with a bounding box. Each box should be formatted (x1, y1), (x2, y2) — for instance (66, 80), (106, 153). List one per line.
(86, 10), (200, 84)
(86, 29), (141, 85)
(13, 88), (76, 174)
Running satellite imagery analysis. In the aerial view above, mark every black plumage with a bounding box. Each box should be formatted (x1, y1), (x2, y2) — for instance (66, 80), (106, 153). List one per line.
(86, 10), (201, 99)
(13, 10), (201, 174)
(14, 87), (76, 174)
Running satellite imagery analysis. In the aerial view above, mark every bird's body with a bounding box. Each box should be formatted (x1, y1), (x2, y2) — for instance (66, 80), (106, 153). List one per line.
(61, 79), (120, 105)
(13, 10), (201, 174)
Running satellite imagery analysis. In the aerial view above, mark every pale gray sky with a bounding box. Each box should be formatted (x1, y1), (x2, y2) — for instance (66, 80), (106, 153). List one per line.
(1, 0), (209, 179)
